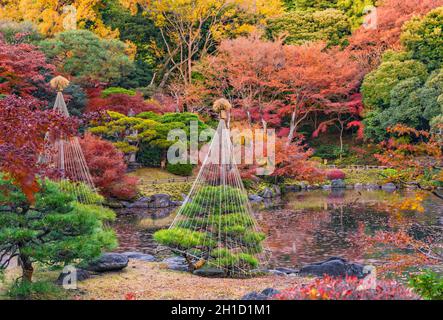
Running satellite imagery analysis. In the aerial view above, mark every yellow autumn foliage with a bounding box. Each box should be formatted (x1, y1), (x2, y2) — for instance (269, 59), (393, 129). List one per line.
(0, 0), (120, 38)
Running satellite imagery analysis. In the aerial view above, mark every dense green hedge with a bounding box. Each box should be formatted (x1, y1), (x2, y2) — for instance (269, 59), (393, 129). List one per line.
(166, 163), (194, 176)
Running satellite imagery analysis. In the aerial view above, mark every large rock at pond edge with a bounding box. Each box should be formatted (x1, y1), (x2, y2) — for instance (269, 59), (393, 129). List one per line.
(284, 184), (302, 192)
(86, 253), (129, 272)
(127, 197), (151, 209)
(249, 194), (264, 203)
(193, 267), (225, 277)
(163, 256), (189, 272)
(381, 183), (397, 191)
(149, 194), (172, 208)
(331, 179), (346, 189)
(122, 252), (156, 262)
(299, 257), (366, 279)
(56, 268), (91, 285)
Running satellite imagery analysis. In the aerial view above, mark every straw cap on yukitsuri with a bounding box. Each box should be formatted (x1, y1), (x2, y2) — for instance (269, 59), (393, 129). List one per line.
(50, 75), (70, 92)
(213, 98), (232, 120)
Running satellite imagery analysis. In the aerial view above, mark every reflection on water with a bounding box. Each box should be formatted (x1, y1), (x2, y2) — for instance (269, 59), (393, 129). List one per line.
(113, 206), (179, 254)
(259, 190), (442, 269)
(113, 189), (442, 269)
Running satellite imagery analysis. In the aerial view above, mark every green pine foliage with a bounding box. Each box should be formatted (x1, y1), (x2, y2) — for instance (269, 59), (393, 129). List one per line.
(409, 270), (443, 300)
(39, 30), (134, 83)
(153, 185), (265, 276)
(0, 176), (117, 282)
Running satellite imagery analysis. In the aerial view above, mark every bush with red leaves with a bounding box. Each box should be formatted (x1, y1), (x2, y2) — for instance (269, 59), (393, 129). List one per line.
(274, 276), (419, 300)
(79, 133), (138, 200)
(327, 169), (346, 180)
(86, 88), (160, 115)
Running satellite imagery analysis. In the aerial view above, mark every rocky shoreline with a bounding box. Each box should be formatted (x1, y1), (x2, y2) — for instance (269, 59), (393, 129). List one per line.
(108, 179), (421, 209)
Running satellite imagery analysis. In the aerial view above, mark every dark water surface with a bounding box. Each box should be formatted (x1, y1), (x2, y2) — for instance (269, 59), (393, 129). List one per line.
(113, 189), (443, 269)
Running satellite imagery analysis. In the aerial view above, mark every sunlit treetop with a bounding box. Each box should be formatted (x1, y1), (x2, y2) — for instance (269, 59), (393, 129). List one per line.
(0, 0), (121, 38)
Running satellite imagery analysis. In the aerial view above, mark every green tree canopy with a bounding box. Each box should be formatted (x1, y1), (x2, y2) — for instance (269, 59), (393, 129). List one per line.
(267, 8), (351, 46)
(361, 51), (429, 110)
(0, 177), (117, 282)
(89, 111), (208, 158)
(39, 30), (134, 83)
(100, 0), (164, 88)
(402, 7), (443, 71)
(282, 0), (376, 29)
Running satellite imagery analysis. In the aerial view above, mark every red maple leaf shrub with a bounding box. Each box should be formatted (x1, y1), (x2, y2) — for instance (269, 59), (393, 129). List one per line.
(0, 38), (54, 101)
(326, 169), (346, 180)
(85, 87), (161, 115)
(0, 95), (75, 201)
(274, 276), (419, 300)
(79, 133), (138, 200)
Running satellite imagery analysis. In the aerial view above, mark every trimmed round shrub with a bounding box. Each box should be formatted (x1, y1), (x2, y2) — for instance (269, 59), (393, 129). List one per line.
(166, 163), (194, 176)
(327, 169), (346, 180)
(101, 87), (136, 98)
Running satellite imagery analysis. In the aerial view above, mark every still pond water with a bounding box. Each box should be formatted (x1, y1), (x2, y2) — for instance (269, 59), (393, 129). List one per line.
(114, 189), (442, 270)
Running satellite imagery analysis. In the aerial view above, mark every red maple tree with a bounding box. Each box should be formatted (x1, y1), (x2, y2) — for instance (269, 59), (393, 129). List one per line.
(0, 95), (75, 201)
(79, 133), (138, 200)
(0, 38), (54, 101)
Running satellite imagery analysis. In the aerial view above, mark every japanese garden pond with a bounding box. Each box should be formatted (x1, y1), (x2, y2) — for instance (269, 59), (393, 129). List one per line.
(113, 189), (443, 271)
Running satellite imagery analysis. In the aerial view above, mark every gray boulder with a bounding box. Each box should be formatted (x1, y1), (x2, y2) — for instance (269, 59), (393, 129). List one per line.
(56, 268), (91, 285)
(242, 292), (269, 300)
(354, 183), (364, 189)
(249, 194), (264, 203)
(149, 194), (172, 208)
(365, 183), (380, 189)
(163, 256), (189, 272)
(381, 183), (397, 191)
(268, 269), (288, 276)
(322, 185), (332, 190)
(299, 257), (366, 279)
(284, 185), (302, 192)
(122, 252), (156, 262)
(275, 267), (298, 274)
(261, 288), (280, 298)
(331, 179), (346, 189)
(193, 267), (225, 277)
(86, 253), (129, 272)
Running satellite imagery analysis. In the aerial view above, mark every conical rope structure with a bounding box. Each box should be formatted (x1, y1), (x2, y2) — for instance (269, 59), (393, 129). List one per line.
(155, 100), (269, 277)
(41, 76), (97, 204)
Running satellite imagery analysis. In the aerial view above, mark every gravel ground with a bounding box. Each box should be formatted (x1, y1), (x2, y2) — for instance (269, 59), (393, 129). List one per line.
(75, 260), (310, 300)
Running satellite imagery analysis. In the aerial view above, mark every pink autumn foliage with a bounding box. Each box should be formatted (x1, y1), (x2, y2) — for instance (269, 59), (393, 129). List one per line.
(274, 276), (419, 300)
(86, 87), (161, 115)
(326, 169), (346, 180)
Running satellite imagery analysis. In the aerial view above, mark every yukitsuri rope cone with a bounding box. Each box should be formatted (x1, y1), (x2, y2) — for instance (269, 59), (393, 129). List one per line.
(154, 99), (269, 277)
(41, 76), (97, 204)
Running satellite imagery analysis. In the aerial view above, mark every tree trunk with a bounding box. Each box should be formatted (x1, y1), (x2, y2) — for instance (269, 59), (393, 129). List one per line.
(287, 110), (297, 146)
(19, 254), (33, 282)
(339, 124), (344, 160)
